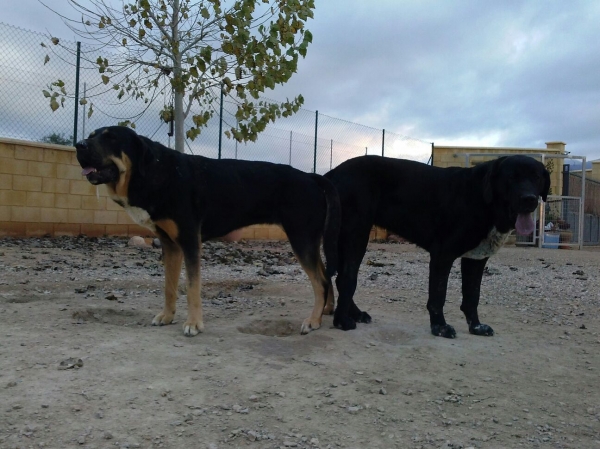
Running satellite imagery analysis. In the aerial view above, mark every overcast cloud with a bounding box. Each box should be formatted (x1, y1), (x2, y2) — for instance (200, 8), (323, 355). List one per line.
(3, 0), (600, 159)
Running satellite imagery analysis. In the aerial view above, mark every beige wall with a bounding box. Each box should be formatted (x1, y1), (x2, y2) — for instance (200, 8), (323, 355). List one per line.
(583, 160), (600, 182)
(0, 137), (164, 238)
(0, 137), (373, 241)
(0, 137), (293, 239)
(432, 142), (566, 196)
(1, 136), (568, 240)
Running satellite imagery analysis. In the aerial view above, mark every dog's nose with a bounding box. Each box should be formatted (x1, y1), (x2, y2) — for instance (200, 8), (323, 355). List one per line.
(520, 194), (538, 210)
(75, 140), (88, 150)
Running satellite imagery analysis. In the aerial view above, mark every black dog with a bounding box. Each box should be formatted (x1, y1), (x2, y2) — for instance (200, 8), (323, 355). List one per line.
(75, 126), (340, 336)
(324, 155), (550, 337)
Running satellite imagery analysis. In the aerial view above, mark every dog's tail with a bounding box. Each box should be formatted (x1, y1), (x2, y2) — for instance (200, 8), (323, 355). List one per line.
(310, 174), (341, 279)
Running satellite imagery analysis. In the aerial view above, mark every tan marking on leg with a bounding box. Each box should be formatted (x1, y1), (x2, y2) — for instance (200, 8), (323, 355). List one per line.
(152, 240), (183, 327)
(109, 153), (132, 199)
(299, 257), (327, 335)
(155, 219), (179, 242)
(315, 259), (335, 314)
(183, 241), (203, 336)
(323, 285), (335, 315)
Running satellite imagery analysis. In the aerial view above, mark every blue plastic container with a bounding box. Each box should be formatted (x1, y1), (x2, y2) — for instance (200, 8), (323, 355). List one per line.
(542, 233), (560, 249)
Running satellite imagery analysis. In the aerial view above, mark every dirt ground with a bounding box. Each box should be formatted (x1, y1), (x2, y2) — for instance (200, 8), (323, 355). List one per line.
(0, 236), (599, 449)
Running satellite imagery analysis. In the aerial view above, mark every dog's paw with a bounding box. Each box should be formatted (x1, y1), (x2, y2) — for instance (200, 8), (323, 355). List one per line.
(300, 317), (321, 335)
(333, 315), (357, 331)
(354, 311), (372, 323)
(469, 323), (494, 336)
(431, 324), (456, 338)
(322, 303), (335, 315)
(152, 311), (174, 326)
(183, 320), (204, 337)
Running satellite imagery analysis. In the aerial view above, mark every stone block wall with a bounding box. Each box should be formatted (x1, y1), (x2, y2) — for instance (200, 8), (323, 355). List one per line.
(0, 137), (385, 241)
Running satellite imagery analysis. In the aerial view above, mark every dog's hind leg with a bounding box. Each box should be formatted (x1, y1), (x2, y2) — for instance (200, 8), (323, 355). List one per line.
(281, 222), (328, 334)
(297, 245), (329, 335)
(460, 257), (494, 336)
(152, 236), (183, 327)
(323, 281), (335, 315)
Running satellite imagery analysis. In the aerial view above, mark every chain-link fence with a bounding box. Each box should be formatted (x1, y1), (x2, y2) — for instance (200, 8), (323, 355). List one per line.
(0, 22), (431, 174)
(542, 196), (580, 249)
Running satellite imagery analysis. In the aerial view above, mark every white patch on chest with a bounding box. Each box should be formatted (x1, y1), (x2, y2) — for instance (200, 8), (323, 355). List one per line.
(110, 194), (155, 231)
(462, 227), (509, 260)
(125, 206), (155, 231)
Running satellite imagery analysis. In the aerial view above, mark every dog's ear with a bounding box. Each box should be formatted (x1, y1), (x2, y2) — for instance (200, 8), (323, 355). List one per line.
(483, 157), (504, 204)
(541, 167), (551, 202)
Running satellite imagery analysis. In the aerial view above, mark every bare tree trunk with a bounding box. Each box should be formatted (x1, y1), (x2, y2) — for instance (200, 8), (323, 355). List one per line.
(174, 87), (184, 153)
(172, 0), (185, 153)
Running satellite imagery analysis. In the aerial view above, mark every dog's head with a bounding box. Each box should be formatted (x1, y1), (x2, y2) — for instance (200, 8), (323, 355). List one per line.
(482, 155), (550, 235)
(75, 126), (155, 187)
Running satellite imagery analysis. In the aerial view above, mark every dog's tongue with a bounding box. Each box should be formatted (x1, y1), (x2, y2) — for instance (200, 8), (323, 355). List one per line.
(81, 167), (97, 176)
(515, 213), (535, 235)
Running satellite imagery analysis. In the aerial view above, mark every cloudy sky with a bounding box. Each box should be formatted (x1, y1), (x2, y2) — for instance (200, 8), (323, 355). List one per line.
(4, 0), (600, 160)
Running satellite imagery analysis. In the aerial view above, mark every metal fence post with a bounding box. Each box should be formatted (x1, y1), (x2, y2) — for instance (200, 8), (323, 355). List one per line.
(313, 110), (318, 173)
(330, 139), (333, 170)
(580, 156), (586, 250)
(289, 131), (292, 166)
(82, 82), (87, 139)
(72, 41), (81, 146)
(218, 83), (224, 159)
(562, 164), (570, 196)
(382, 129), (385, 157)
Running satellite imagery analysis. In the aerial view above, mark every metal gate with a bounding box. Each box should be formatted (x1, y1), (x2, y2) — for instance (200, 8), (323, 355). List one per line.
(540, 195), (582, 249)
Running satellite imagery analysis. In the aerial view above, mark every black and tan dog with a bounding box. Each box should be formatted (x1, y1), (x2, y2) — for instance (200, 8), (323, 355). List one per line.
(323, 155), (550, 337)
(75, 126), (339, 336)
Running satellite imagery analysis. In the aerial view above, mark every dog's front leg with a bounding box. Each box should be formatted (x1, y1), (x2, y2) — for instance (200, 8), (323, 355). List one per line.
(427, 256), (456, 338)
(152, 237), (183, 327)
(182, 237), (204, 336)
(460, 257), (494, 336)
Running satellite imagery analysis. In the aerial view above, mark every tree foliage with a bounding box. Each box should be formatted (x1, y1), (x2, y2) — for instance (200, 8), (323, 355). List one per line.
(40, 132), (74, 146)
(42, 0), (315, 152)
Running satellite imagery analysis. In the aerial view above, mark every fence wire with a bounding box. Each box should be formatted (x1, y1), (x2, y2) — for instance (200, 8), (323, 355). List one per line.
(0, 22), (431, 173)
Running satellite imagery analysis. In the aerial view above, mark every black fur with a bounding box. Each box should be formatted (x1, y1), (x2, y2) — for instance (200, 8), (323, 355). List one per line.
(324, 155), (550, 336)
